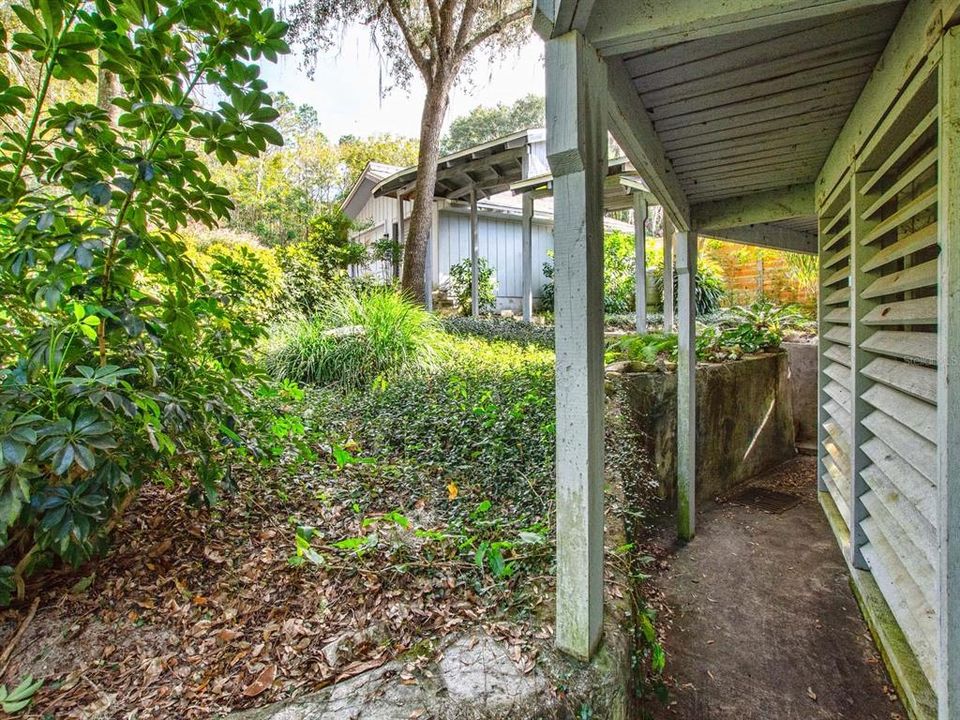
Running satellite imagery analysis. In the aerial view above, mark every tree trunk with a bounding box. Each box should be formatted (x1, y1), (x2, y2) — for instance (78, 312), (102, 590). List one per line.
(400, 73), (453, 305)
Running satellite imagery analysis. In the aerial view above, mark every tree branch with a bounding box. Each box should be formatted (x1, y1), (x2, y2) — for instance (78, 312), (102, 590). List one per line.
(384, 0), (431, 79)
(452, 0), (478, 55)
(459, 5), (531, 57)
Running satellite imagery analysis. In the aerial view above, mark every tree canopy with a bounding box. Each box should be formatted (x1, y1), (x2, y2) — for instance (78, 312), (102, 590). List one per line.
(442, 94), (544, 154)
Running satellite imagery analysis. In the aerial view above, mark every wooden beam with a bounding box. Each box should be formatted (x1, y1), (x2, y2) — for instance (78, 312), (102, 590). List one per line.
(676, 230), (697, 540)
(691, 183), (815, 230)
(607, 57), (691, 231)
(634, 193), (648, 334)
(939, 25), (960, 720)
(585, 0), (908, 56)
(546, 30), (608, 662)
(469, 190), (480, 318)
(553, 0), (598, 34)
(534, 0), (558, 38)
(817, 0), (946, 206)
(663, 218), (675, 329)
(706, 223), (817, 255)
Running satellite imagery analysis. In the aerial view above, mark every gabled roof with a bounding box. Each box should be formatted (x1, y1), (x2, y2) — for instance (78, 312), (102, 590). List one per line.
(341, 161), (404, 220)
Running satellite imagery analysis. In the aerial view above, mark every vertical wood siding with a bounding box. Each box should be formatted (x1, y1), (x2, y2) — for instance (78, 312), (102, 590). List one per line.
(437, 210), (554, 303)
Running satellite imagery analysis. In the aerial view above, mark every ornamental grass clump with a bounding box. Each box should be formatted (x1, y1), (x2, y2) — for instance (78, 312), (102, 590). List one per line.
(266, 287), (442, 389)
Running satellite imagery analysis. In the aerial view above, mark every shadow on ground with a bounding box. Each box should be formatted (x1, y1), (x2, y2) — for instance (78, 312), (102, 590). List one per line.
(646, 456), (905, 720)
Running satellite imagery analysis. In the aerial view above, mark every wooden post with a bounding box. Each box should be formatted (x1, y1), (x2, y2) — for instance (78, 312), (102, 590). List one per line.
(634, 193), (648, 333)
(522, 193), (534, 322)
(546, 30), (608, 661)
(938, 26), (960, 719)
(397, 196), (405, 283)
(470, 189), (480, 318)
(676, 230), (697, 540)
(663, 217), (675, 329)
(849, 171), (878, 571)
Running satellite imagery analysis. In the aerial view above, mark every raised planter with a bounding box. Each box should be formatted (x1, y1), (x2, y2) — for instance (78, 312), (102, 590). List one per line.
(611, 352), (796, 503)
(783, 341), (818, 445)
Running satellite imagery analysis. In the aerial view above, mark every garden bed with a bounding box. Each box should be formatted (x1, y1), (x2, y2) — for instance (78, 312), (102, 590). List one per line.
(0, 333), (665, 719)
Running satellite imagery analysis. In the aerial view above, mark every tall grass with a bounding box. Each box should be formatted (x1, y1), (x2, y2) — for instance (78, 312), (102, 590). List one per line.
(265, 287), (443, 389)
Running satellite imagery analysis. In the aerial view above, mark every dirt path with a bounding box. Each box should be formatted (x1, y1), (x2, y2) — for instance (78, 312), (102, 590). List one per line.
(648, 456), (905, 720)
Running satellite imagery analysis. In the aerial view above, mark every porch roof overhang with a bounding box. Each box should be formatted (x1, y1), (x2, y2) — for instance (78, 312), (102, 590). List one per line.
(372, 128), (545, 202)
(508, 157), (659, 210)
(534, 0), (935, 253)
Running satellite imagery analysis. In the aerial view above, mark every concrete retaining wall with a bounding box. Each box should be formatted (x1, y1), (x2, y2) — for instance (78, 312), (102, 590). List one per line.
(784, 341), (818, 445)
(612, 352), (796, 503)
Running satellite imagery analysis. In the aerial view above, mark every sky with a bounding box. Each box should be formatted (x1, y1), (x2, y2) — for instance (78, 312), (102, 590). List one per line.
(260, 26), (546, 142)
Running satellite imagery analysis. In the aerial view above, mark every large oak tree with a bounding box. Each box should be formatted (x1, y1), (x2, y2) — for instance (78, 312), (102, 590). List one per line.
(287, 0), (532, 303)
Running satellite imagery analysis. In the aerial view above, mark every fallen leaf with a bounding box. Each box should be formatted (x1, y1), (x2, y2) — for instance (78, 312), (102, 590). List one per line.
(242, 664), (277, 698)
(447, 482), (458, 501)
(217, 629), (242, 644)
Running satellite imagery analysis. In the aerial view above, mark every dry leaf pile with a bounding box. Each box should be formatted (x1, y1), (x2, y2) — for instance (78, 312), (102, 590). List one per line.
(0, 448), (555, 719)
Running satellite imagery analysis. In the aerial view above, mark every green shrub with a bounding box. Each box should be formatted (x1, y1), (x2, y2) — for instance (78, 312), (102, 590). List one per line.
(185, 229), (285, 325)
(440, 316), (554, 348)
(540, 231), (655, 314)
(0, 0), (288, 601)
(652, 260), (727, 315)
(266, 287), (442, 388)
(446, 257), (497, 314)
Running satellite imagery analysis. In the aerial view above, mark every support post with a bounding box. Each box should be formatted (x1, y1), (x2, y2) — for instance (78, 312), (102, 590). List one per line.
(663, 217), (675, 329)
(546, 30), (608, 661)
(470, 189), (480, 318)
(849, 171), (878, 570)
(676, 230), (697, 540)
(397, 196), (405, 282)
(522, 192), (534, 322)
(938, 26), (960, 720)
(634, 193), (648, 333)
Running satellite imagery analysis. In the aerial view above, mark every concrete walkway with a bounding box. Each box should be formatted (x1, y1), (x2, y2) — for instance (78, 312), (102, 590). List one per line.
(648, 456), (905, 720)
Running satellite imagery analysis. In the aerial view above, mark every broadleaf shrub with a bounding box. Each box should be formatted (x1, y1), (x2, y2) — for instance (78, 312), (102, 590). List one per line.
(0, 0), (289, 600)
(265, 287), (443, 389)
(445, 257), (497, 314)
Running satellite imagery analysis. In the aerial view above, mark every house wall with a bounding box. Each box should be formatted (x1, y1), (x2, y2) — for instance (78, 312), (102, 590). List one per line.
(350, 194), (412, 282)
(436, 208), (554, 310)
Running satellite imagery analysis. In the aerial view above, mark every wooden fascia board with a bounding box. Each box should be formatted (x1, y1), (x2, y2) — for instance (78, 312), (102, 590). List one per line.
(533, 0), (558, 38)
(586, 0), (907, 56)
(817, 0), (947, 207)
(706, 223), (818, 254)
(691, 183), (815, 229)
(606, 57), (691, 230)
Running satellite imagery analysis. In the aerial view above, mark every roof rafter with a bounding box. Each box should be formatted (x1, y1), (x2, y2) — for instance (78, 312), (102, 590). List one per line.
(607, 57), (690, 230)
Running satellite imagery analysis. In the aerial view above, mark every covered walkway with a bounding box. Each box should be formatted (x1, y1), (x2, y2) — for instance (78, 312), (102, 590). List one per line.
(649, 457), (903, 720)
